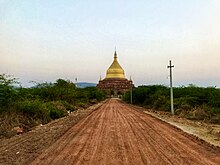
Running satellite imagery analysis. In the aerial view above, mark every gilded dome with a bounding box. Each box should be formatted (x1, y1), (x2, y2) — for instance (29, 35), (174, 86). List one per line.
(106, 51), (125, 79)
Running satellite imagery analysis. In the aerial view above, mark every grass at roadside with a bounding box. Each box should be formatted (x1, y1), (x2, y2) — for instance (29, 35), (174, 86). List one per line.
(123, 85), (220, 124)
(0, 74), (106, 138)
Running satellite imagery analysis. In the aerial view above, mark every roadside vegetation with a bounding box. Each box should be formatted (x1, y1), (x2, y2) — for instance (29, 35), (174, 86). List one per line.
(123, 85), (220, 124)
(0, 74), (105, 138)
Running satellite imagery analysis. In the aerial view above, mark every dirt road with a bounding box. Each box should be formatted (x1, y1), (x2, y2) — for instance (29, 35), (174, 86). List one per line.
(31, 99), (220, 165)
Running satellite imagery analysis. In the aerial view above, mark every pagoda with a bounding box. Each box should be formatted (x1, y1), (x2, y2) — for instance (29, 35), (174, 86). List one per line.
(97, 51), (134, 97)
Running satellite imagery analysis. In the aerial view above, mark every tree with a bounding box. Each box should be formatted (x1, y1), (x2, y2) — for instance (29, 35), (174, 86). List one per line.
(0, 74), (19, 111)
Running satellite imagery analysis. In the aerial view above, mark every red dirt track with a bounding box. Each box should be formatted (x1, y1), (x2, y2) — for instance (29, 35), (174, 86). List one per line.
(31, 99), (220, 165)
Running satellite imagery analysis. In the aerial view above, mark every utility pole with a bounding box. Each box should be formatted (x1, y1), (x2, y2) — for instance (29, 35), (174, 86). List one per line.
(167, 60), (174, 115)
(75, 78), (78, 88)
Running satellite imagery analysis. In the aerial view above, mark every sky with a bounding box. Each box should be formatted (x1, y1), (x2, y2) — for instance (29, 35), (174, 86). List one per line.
(0, 0), (220, 87)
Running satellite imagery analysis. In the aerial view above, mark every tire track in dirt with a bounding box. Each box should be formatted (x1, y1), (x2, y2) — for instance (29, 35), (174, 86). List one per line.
(117, 103), (175, 164)
(118, 103), (210, 164)
(31, 99), (220, 165)
(121, 102), (219, 164)
(132, 105), (219, 164)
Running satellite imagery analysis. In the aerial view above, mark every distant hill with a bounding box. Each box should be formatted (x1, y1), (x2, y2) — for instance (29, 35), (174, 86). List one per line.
(75, 82), (97, 88)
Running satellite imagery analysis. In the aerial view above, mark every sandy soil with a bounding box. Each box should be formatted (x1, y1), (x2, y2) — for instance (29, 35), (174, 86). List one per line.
(31, 99), (220, 165)
(142, 108), (220, 147)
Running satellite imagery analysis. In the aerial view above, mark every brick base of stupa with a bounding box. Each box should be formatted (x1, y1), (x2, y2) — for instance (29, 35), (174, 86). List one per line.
(97, 78), (134, 97)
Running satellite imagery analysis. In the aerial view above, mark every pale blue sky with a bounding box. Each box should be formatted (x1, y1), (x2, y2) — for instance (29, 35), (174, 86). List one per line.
(1, 0), (220, 87)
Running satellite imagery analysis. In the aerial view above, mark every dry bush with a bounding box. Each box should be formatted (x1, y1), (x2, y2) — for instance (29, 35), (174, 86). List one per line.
(0, 112), (40, 138)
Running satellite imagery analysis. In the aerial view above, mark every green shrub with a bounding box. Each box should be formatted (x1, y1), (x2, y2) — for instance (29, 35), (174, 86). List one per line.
(45, 102), (67, 120)
(95, 90), (106, 101)
(123, 85), (220, 123)
(60, 100), (76, 112)
(16, 100), (51, 123)
(16, 100), (43, 117)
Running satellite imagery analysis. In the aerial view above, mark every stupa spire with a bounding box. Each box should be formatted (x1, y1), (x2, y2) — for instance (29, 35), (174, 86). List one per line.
(114, 47), (117, 59)
(114, 51), (117, 59)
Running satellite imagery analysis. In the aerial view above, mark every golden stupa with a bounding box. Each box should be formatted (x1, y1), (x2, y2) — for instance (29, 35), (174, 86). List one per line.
(106, 51), (125, 79)
(97, 50), (134, 97)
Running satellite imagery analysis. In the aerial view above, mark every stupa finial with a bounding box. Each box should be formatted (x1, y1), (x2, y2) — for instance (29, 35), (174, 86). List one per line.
(114, 47), (117, 59)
